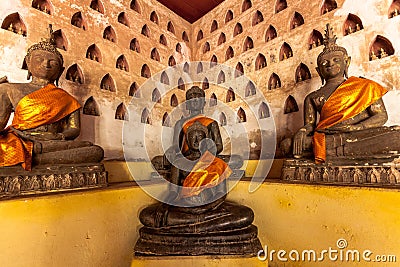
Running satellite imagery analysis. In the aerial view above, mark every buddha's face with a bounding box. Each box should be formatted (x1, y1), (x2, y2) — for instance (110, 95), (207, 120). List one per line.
(186, 90), (205, 111)
(187, 129), (206, 151)
(317, 51), (348, 80)
(27, 50), (62, 82)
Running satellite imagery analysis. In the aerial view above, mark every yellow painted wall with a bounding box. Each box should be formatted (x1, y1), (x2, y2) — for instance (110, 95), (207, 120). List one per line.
(0, 181), (399, 267)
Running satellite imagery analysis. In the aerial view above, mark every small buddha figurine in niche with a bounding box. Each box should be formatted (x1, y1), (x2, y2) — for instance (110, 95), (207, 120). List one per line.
(281, 24), (400, 163)
(136, 86), (261, 256)
(0, 25), (104, 171)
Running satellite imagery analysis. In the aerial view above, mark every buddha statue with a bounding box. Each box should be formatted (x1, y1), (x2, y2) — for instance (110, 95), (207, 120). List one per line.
(281, 24), (400, 164)
(135, 86), (261, 256)
(0, 25), (104, 172)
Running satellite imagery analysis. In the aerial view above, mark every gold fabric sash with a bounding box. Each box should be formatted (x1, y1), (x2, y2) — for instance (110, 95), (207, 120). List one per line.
(181, 115), (215, 154)
(0, 84), (81, 170)
(313, 76), (387, 163)
(180, 151), (232, 198)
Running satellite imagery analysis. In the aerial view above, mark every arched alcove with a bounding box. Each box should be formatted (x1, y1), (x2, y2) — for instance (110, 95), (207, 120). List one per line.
(197, 30), (203, 41)
(321, 0), (337, 15)
(290, 12), (304, 29)
(217, 71), (226, 84)
(210, 55), (218, 68)
(226, 88), (235, 102)
(1, 13), (27, 36)
(71, 12), (87, 30)
(100, 74), (116, 92)
(233, 23), (243, 37)
(90, 0), (104, 14)
(159, 34), (167, 46)
(219, 113), (227, 126)
(295, 63), (311, 82)
(152, 88), (161, 103)
(129, 82), (140, 97)
(245, 81), (256, 97)
(343, 14), (364, 36)
(252, 10), (264, 26)
(369, 35), (395, 60)
(202, 78), (209, 90)
(53, 29), (68, 51)
(279, 42), (293, 61)
(170, 94), (178, 107)
(176, 43), (182, 53)
(183, 62), (190, 73)
(226, 46), (234, 61)
(197, 62), (203, 73)
(308, 30), (323, 49)
(237, 108), (247, 123)
(115, 103), (128, 121)
(167, 21), (175, 34)
(243, 37), (254, 52)
(210, 93), (217, 107)
(141, 64), (151, 78)
(130, 38), (140, 53)
(130, 0), (141, 13)
(150, 48), (160, 61)
(284, 95), (299, 114)
(103, 26), (116, 42)
(255, 53), (267, 70)
(268, 73), (281, 89)
(235, 62), (244, 77)
(66, 64), (84, 84)
(178, 78), (185, 90)
(242, 0), (252, 12)
(265, 25), (277, 42)
(275, 0), (287, 13)
(118, 12), (130, 27)
(259, 102), (270, 119)
(161, 71), (170, 85)
(225, 10), (234, 23)
(203, 42), (210, 53)
(150, 11), (159, 24)
(168, 56), (176, 66)
(86, 44), (102, 63)
(182, 31), (189, 42)
(83, 97), (100, 116)
(141, 108), (151, 124)
(32, 0), (53, 15)
(141, 24), (150, 37)
(210, 20), (218, 32)
(162, 112), (171, 127)
(389, 0), (400, 18)
(116, 55), (129, 72)
(218, 32), (226, 45)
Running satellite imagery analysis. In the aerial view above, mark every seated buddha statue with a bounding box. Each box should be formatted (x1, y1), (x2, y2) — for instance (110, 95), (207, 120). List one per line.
(0, 26), (103, 171)
(281, 24), (400, 164)
(135, 87), (261, 256)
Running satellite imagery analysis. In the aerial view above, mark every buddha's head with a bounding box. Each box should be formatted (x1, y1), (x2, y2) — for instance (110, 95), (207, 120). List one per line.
(186, 86), (206, 112)
(186, 121), (208, 152)
(316, 24), (351, 84)
(25, 25), (64, 84)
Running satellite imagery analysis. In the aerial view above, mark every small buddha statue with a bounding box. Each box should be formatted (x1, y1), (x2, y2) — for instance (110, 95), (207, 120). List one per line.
(371, 51), (378, 60)
(0, 25), (103, 171)
(380, 47), (388, 58)
(281, 24), (400, 163)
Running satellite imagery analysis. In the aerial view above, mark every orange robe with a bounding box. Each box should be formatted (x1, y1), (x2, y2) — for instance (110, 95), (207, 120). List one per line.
(180, 115), (215, 154)
(0, 84), (81, 170)
(313, 77), (387, 163)
(180, 151), (232, 198)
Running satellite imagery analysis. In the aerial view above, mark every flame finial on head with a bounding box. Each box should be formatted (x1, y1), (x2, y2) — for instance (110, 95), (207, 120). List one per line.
(317, 23), (348, 64)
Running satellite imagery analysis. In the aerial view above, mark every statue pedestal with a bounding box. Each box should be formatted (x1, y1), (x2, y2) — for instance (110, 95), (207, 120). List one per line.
(0, 163), (107, 199)
(281, 159), (400, 186)
(131, 256), (266, 267)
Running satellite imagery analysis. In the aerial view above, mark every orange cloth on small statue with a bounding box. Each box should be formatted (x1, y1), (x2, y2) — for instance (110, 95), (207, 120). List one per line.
(0, 84), (81, 170)
(313, 76), (387, 164)
(181, 115), (215, 154)
(180, 150), (232, 198)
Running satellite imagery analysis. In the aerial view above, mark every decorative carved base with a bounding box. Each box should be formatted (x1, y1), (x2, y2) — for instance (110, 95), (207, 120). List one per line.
(0, 163), (107, 199)
(281, 159), (400, 186)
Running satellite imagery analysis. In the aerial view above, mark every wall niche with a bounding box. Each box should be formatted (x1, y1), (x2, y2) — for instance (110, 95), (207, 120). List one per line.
(245, 81), (256, 97)
(129, 82), (140, 97)
(176, 43), (182, 53)
(116, 55), (129, 72)
(130, 38), (140, 53)
(233, 23), (243, 37)
(168, 56), (176, 66)
(66, 64), (84, 84)
(141, 24), (150, 37)
(167, 21), (175, 34)
(389, 0), (400, 18)
(86, 44), (102, 63)
(284, 95), (299, 114)
(269, 73), (281, 89)
(218, 32), (226, 45)
(118, 12), (130, 27)
(100, 74), (116, 92)
(161, 71), (170, 85)
(152, 88), (161, 103)
(235, 62), (244, 77)
(237, 108), (247, 123)
(211, 20), (218, 33)
(103, 26), (116, 42)
(150, 48), (160, 61)
(225, 10), (234, 23)
(210, 93), (217, 107)
(290, 12), (304, 30)
(183, 62), (190, 73)
(130, 0), (141, 13)
(141, 64), (151, 78)
(219, 113), (227, 126)
(203, 42), (210, 53)
(32, 0), (53, 15)
(226, 88), (235, 102)
(162, 113), (171, 127)
(53, 29), (68, 51)
(217, 71), (226, 84)
(308, 30), (323, 49)
(259, 102), (270, 119)
(369, 35), (395, 60)
(202, 78), (209, 90)
(141, 108), (151, 124)
(71, 12), (87, 30)
(343, 14), (364, 36)
(252, 10), (264, 26)
(275, 0), (287, 13)
(265, 25), (277, 42)
(1, 13), (27, 36)
(279, 42), (293, 61)
(150, 11), (159, 24)
(197, 62), (203, 73)
(83, 97), (100, 116)
(178, 78), (185, 90)
(182, 31), (189, 42)
(159, 34), (167, 46)
(321, 0), (337, 15)
(255, 53), (267, 70)
(243, 37), (254, 52)
(242, 0), (252, 13)
(295, 63), (311, 82)
(210, 55), (218, 67)
(226, 46), (234, 61)
(115, 103), (128, 121)
(197, 30), (203, 41)
(170, 94), (178, 107)
(90, 0), (104, 14)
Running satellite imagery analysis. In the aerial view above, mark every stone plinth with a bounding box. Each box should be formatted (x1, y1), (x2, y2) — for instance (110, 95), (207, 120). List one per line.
(0, 163), (107, 199)
(131, 256), (265, 267)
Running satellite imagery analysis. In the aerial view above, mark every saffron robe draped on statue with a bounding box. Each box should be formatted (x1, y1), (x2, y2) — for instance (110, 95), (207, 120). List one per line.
(180, 115), (215, 154)
(313, 76), (387, 164)
(0, 84), (81, 170)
